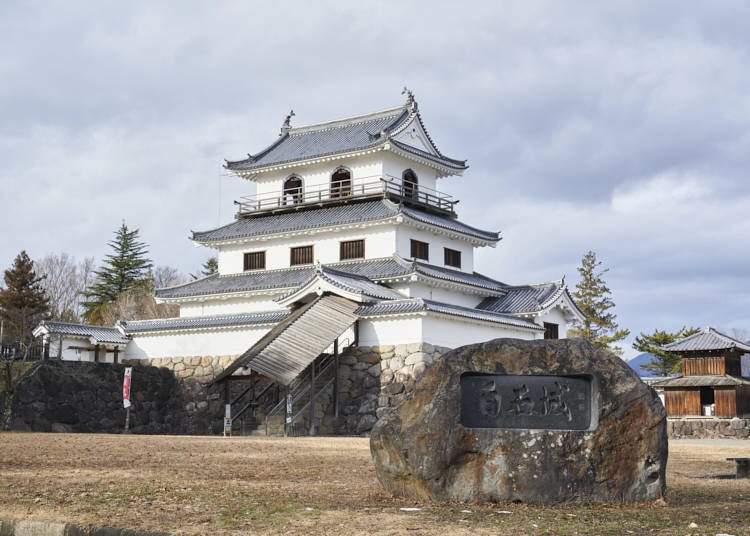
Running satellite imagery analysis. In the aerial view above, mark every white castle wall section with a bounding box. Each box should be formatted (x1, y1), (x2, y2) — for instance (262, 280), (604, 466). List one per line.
(218, 226), (397, 274)
(124, 326), (269, 359)
(395, 226), (476, 273)
(358, 316), (424, 347)
(534, 307), (569, 338)
(381, 152), (439, 191)
(392, 282), (483, 308)
(422, 315), (540, 349)
(251, 154), (384, 198)
(179, 296), (285, 317)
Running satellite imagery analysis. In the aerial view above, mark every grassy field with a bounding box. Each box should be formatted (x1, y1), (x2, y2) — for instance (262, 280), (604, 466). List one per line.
(0, 433), (748, 535)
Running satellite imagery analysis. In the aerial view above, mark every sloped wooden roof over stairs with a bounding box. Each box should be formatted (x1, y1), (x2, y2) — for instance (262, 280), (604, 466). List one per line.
(213, 295), (358, 386)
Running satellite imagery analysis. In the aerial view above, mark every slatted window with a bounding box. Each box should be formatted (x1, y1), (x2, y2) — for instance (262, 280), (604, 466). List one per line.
(444, 247), (461, 268)
(410, 239), (429, 261)
(290, 245), (314, 266)
(340, 239), (365, 260)
(244, 251), (266, 271)
(544, 322), (559, 340)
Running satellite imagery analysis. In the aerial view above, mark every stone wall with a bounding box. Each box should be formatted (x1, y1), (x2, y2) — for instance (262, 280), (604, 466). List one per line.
(668, 417), (750, 439)
(132, 355), (239, 434)
(9, 361), (184, 434)
(336, 342), (450, 435)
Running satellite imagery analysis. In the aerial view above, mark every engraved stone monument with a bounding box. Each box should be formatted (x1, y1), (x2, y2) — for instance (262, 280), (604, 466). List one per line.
(370, 338), (667, 503)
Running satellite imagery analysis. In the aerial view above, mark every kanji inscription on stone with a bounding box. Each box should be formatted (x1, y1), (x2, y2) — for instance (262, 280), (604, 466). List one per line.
(460, 374), (592, 430)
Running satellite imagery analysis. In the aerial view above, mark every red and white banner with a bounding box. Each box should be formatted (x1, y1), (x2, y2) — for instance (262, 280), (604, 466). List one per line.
(123, 367), (132, 408)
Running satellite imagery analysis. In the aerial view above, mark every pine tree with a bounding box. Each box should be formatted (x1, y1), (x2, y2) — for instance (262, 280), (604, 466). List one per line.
(568, 250), (630, 355)
(82, 222), (153, 324)
(201, 257), (218, 277)
(0, 251), (50, 343)
(633, 326), (700, 377)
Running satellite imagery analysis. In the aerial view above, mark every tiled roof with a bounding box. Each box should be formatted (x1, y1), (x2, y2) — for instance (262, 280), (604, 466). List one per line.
(477, 282), (563, 314)
(119, 311), (289, 334)
(192, 199), (498, 244)
(35, 321), (130, 344)
(314, 267), (406, 301)
(653, 374), (750, 388)
(356, 298), (543, 331)
(399, 204), (499, 242)
(661, 327), (750, 353)
(155, 267), (314, 299)
(155, 255), (508, 300)
(224, 105), (467, 173)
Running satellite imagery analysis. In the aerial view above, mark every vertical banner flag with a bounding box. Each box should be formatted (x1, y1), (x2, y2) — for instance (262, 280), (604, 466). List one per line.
(123, 367), (132, 408)
(224, 404), (232, 436)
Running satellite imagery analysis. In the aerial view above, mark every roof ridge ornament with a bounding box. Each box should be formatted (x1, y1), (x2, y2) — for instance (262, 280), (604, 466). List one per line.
(280, 110), (295, 136)
(402, 86), (417, 111)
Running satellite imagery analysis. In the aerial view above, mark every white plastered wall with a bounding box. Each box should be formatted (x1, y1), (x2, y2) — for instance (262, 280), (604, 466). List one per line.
(252, 154), (384, 198)
(422, 315), (541, 349)
(391, 282), (482, 308)
(218, 226), (397, 274)
(380, 152), (439, 191)
(179, 296), (285, 317)
(358, 316), (424, 347)
(534, 306), (570, 338)
(395, 226), (475, 273)
(124, 326), (270, 359)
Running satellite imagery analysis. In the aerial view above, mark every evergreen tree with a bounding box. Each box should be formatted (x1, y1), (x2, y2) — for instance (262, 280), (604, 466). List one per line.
(82, 222), (153, 324)
(568, 250), (630, 355)
(201, 257), (218, 277)
(633, 326), (700, 377)
(0, 251), (50, 343)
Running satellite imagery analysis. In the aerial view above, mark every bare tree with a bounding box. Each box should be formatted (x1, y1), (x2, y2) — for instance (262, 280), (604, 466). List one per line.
(35, 253), (96, 323)
(98, 281), (179, 326)
(152, 265), (185, 289)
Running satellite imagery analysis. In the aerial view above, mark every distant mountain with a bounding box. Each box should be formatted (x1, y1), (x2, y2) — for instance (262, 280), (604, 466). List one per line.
(627, 352), (661, 377)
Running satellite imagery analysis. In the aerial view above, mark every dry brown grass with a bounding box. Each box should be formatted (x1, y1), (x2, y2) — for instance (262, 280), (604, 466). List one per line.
(0, 433), (748, 535)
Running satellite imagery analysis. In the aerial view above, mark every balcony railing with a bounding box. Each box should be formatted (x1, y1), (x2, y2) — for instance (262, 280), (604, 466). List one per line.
(235, 174), (457, 218)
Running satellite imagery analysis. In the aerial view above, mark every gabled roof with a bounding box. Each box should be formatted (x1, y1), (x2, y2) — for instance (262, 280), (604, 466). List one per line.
(355, 298), (543, 331)
(119, 311), (289, 334)
(276, 265), (406, 306)
(155, 255), (508, 301)
(191, 199), (499, 245)
(653, 374), (750, 388)
(33, 321), (130, 345)
(224, 100), (467, 176)
(478, 282), (564, 314)
(661, 327), (750, 353)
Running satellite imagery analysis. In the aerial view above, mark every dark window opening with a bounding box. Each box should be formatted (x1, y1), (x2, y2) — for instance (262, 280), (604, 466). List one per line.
(282, 176), (303, 205)
(331, 168), (352, 198)
(444, 247), (461, 268)
(290, 245), (314, 266)
(244, 251), (266, 271)
(544, 322), (559, 340)
(699, 386), (715, 406)
(402, 169), (418, 199)
(340, 239), (365, 260)
(410, 239), (429, 261)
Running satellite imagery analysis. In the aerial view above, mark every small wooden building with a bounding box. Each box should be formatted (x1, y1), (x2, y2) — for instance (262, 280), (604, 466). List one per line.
(655, 327), (750, 418)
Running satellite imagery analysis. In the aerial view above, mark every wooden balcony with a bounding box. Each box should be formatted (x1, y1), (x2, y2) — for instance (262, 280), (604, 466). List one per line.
(234, 175), (457, 218)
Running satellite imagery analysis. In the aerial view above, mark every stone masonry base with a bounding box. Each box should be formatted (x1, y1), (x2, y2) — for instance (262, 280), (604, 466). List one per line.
(668, 417), (750, 439)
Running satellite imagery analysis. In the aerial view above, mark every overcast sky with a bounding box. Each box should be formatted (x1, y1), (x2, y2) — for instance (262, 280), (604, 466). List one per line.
(2, 2), (749, 358)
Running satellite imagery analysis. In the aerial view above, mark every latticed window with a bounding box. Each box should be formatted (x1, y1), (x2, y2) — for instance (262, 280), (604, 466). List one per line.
(410, 239), (429, 261)
(340, 239), (365, 260)
(290, 245), (314, 266)
(544, 322), (559, 340)
(330, 167), (352, 198)
(444, 247), (461, 268)
(244, 251), (266, 271)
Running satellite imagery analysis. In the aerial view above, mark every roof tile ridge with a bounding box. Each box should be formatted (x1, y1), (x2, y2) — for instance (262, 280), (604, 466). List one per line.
(287, 105), (408, 135)
(224, 133), (289, 168)
(398, 206), (501, 239)
(156, 273), (218, 292)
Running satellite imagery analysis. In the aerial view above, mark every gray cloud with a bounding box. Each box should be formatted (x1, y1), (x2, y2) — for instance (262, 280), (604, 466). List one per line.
(2, 2), (750, 357)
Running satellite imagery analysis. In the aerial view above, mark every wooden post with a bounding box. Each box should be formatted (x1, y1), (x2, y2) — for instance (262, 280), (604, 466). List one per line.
(309, 360), (316, 435)
(333, 338), (339, 418)
(113, 347), (119, 365)
(94, 344), (100, 363)
(124, 406), (130, 432)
